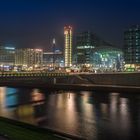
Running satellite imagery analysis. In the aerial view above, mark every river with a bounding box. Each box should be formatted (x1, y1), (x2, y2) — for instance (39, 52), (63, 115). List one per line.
(0, 86), (139, 140)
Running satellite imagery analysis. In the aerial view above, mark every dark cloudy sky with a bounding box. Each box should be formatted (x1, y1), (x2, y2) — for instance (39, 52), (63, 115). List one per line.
(0, 0), (140, 50)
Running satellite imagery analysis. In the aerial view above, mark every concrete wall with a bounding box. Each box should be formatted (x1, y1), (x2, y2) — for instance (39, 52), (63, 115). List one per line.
(80, 73), (140, 86)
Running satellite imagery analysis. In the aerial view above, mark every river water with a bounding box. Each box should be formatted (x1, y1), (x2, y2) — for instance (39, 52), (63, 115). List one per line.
(0, 86), (140, 140)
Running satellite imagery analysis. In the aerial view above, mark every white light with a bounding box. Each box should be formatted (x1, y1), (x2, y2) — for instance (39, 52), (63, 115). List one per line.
(35, 49), (42, 52)
(5, 47), (15, 50)
(53, 38), (56, 44)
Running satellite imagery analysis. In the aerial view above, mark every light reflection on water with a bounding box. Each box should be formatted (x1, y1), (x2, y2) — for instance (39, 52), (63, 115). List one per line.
(0, 87), (140, 140)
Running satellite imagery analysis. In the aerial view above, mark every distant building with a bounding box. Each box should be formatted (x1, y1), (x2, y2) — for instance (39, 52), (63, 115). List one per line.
(15, 48), (43, 69)
(76, 31), (95, 65)
(64, 26), (72, 67)
(124, 25), (140, 69)
(75, 31), (123, 70)
(0, 46), (15, 70)
(43, 50), (63, 67)
(93, 46), (123, 71)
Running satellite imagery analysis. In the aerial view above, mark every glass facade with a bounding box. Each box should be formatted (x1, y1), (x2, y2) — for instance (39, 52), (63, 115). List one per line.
(75, 31), (123, 70)
(76, 31), (95, 65)
(0, 46), (15, 70)
(92, 48), (123, 70)
(124, 25), (140, 66)
(43, 51), (63, 67)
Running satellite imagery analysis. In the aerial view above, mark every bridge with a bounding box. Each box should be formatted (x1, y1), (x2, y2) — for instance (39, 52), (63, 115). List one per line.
(0, 72), (140, 92)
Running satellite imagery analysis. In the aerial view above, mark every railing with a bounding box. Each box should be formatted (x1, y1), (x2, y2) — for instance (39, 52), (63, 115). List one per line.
(0, 72), (70, 77)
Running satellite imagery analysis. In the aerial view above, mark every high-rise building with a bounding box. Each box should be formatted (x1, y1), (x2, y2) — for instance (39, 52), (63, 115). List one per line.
(64, 26), (72, 67)
(76, 31), (95, 65)
(124, 25), (140, 68)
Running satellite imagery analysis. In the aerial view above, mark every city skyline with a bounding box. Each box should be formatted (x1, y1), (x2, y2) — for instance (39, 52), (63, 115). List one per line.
(0, 0), (140, 49)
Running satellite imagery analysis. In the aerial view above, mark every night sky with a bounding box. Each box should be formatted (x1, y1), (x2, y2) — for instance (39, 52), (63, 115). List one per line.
(0, 0), (140, 50)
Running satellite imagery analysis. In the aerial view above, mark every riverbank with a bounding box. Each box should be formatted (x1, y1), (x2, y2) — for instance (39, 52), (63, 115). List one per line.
(0, 117), (86, 140)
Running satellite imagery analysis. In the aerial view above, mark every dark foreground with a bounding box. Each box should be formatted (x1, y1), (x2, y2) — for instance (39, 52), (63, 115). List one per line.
(0, 117), (85, 140)
(0, 117), (61, 140)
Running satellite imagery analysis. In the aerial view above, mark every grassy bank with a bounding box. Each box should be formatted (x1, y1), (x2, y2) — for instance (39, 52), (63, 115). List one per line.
(0, 117), (85, 140)
(0, 117), (62, 140)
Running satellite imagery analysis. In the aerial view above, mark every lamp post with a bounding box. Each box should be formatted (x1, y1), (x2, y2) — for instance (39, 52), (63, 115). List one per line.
(52, 38), (56, 70)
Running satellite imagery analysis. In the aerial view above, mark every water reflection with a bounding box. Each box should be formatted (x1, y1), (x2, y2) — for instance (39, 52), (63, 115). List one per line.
(31, 89), (45, 103)
(100, 103), (109, 120)
(15, 104), (35, 124)
(0, 87), (139, 140)
(108, 93), (131, 139)
(0, 87), (17, 118)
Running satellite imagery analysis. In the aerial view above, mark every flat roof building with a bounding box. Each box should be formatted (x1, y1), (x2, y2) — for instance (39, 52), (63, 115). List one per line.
(15, 48), (43, 68)
(0, 46), (15, 65)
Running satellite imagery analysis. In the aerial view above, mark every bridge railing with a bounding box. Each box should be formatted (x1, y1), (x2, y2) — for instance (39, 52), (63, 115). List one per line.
(0, 72), (70, 78)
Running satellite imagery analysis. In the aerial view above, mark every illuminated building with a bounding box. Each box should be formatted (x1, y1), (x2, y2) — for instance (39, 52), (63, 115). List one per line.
(15, 48), (43, 69)
(0, 46), (15, 70)
(124, 25), (140, 69)
(93, 46), (123, 71)
(52, 38), (56, 69)
(76, 31), (116, 64)
(75, 31), (123, 70)
(64, 26), (72, 67)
